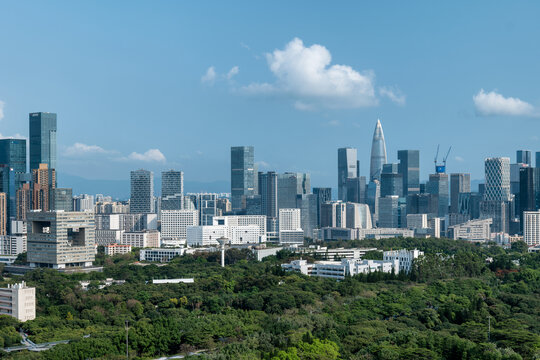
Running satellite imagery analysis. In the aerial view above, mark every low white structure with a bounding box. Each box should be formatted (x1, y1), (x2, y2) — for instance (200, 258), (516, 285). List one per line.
(140, 248), (185, 262)
(282, 258), (399, 280)
(356, 228), (414, 240)
(152, 278), (194, 284)
(0, 281), (36, 322)
(187, 223), (265, 247)
(121, 230), (160, 248)
(448, 219), (492, 242)
(213, 215), (267, 242)
(104, 244), (132, 256)
(252, 247), (283, 261)
(292, 246), (378, 260)
(383, 249), (424, 273)
(279, 230), (304, 245)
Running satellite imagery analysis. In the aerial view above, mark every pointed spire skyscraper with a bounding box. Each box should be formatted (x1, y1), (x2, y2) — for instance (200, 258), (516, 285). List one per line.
(370, 119), (387, 181)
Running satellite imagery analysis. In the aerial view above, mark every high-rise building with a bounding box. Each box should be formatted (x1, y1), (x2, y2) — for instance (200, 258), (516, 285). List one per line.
(519, 167), (535, 231)
(524, 211), (540, 245)
(29, 112), (57, 172)
(32, 163), (56, 212)
(196, 193), (218, 225)
(259, 171), (278, 219)
(16, 183), (31, 220)
(231, 146), (255, 212)
(321, 201), (347, 228)
(51, 188), (73, 211)
(481, 157), (511, 233)
(345, 202), (372, 229)
(161, 170), (184, 210)
(427, 173), (449, 217)
(27, 211), (95, 268)
(369, 119), (387, 181)
(130, 169), (154, 213)
(366, 180), (380, 225)
(279, 208), (303, 244)
(297, 194), (317, 237)
(277, 172), (310, 210)
(161, 210), (199, 241)
(313, 187), (332, 227)
(0, 193), (6, 235)
(346, 176), (366, 204)
(517, 150), (532, 166)
(73, 194), (95, 212)
(450, 173), (471, 214)
(338, 147), (358, 201)
(379, 195), (399, 228)
(381, 172), (403, 198)
(0, 139), (27, 173)
(398, 150), (420, 195)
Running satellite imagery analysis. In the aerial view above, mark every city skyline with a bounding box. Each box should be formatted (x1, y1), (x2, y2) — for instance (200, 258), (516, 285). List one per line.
(1, 2), (540, 187)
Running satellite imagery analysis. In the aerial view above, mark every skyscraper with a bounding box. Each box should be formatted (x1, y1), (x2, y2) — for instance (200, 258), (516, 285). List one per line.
(297, 194), (317, 237)
(398, 150), (420, 195)
(313, 187), (332, 227)
(346, 176), (366, 204)
(29, 112), (57, 172)
(51, 188), (74, 211)
(481, 157), (511, 233)
(231, 146), (255, 212)
(0, 139), (27, 224)
(379, 195), (399, 228)
(450, 173), (471, 214)
(0, 139), (27, 173)
(161, 170), (184, 210)
(426, 173), (449, 217)
(0, 193), (6, 235)
(130, 169), (154, 213)
(517, 150), (531, 166)
(380, 172), (403, 198)
(277, 172), (310, 210)
(337, 147), (357, 201)
(369, 119), (387, 181)
(32, 163), (56, 212)
(259, 171), (278, 230)
(519, 167), (535, 231)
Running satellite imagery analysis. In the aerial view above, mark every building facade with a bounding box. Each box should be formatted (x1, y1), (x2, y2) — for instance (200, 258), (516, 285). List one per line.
(130, 169), (154, 213)
(0, 281), (36, 322)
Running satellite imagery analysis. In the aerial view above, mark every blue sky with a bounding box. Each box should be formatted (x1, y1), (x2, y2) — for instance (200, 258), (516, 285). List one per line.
(1, 1), (540, 190)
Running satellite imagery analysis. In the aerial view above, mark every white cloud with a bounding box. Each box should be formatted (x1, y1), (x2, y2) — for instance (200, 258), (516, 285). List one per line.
(128, 149), (166, 163)
(226, 66), (239, 80)
(201, 66), (217, 85)
(241, 37), (381, 110)
(327, 119), (341, 127)
(0, 132), (26, 140)
(473, 89), (537, 117)
(0, 101), (5, 120)
(455, 156), (465, 162)
(64, 142), (108, 156)
(379, 86), (406, 105)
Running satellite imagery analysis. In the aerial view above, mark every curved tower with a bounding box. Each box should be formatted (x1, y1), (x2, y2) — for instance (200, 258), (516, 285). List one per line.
(369, 119), (387, 181)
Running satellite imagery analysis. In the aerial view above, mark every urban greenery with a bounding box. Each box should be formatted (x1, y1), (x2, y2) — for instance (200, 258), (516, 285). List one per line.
(0, 238), (538, 359)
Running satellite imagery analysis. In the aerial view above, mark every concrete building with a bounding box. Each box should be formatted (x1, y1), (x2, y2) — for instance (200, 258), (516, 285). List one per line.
(104, 244), (132, 256)
(383, 249), (424, 273)
(95, 229), (124, 246)
(356, 228), (414, 240)
(450, 173), (471, 214)
(481, 157), (511, 233)
(121, 230), (160, 248)
(321, 201), (347, 228)
(212, 215), (267, 241)
(0, 193), (5, 235)
(282, 258), (399, 280)
(427, 173), (449, 217)
(140, 248), (185, 262)
(0, 281), (36, 322)
(448, 219), (492, 242)
(523, 211), (540, 246)
(0, 235), (25, 255)
(32, 163), (56, 212)
(27, 211), (95, 268)
(186, 225), (228, 246)
(279, 208), (303, 244)
(73, 194), (95, 212)
(406, 214), (428, 230)
(161, 210), (199, 241)
(345, 202), (372, 229)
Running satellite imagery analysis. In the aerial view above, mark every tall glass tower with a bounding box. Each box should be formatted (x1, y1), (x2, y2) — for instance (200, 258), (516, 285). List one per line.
(231, 146), (255, 212)
(161, 170), (184, 210)
(130, 169), (154, 213)
(337, 147), (357, 201)
(398, 150), (420, 195)
(369, 119), (387, 181)
(29, 112), (57, 172)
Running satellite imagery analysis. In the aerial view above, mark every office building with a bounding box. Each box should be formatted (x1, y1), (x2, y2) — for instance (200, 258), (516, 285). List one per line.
(406, 214), (428, 230)
(161, 170), (184, 210)
(370, 119), (387, 181)
(161, 210), (199, 241)
(73, 194), (95, 212)
(481, 157), (511, 233)
(517, 150), (531, 166)
(379, 195), (399, 228)
(346, 176), (366, 204)
(383, 249), (424, 273)
(259, 171), (278, 230)
(27, 211), (95, 268)
(0, 193), (6, 235)
(337, 147), (358, 201)
(282, 258), (399, 280)
(140, 248), (185, 262)
(427, 173), (449, 217)
(313, 187), (332, 227)
(297, 194), (317, 238)
(398, 150), (420, 195)
(212, 215), (267, 243)
(95, 229), (124, 246)
(231, 146), (255, 211)
(448, 219), (492, 242)
(0, 138), (27, 173)
(450, 173), (471, 214)
(16, 183), (31, 220)
(121, 230), (160, 248)
(130, 169), (154, 213)
(345, 202), (372, 229)
(32, 163), (56, 212)
(195, 193), (218, 225)
(29, 112), (57, 172)
(279, 208), (303, 244)
(321, 201), (347, 228)
(523, 211), (540, 245)
(366, 180), (380, 224)
(519, 167), (535, 231)
(51, 188), (73, 211)
(380, 172), (403, 198)
(0, 282), (36, 322)
(277, 172), (310, 210)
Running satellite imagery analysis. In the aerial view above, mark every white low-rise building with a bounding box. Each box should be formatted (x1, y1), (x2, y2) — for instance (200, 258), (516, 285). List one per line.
(104, 244), (132, 256)
(213, 215), (267, 242)
(140, 248), (185, 262)
(282, 258), (399, 280)
(121, 230), (160, 248)
(383, 249), (424, 273)
(448, 219), (492, 242)
(0, 235), (26, 255)
(356, 228), (414, 240)
(0, 281), (36, 322)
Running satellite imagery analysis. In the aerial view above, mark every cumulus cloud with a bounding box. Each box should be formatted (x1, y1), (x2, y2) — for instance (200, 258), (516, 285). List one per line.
(201, 66), (217, 85)
(64, 142), (109, 156)
(0, 101), (4, 120)
(379, 86), (406, 105)
(128, 149), (166, 163)
(473, 89), (537, 117)
(241, 38), (384, 109)
(227, 66), (239, 79)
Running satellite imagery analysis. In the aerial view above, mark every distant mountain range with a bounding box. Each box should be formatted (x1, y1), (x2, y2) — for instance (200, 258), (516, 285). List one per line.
(58, 173), (230, 200)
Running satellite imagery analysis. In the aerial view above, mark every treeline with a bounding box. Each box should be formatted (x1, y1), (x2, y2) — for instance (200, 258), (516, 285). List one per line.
(0, 238), (538, 359)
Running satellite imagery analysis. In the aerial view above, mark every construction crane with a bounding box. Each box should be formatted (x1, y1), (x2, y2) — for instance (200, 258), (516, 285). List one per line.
(434, 145), (452, 173)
